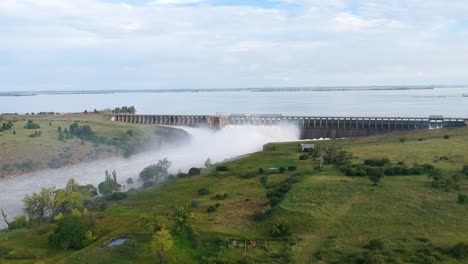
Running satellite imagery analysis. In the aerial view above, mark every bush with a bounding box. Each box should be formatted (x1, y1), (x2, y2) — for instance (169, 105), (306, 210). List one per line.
(188, 167), (201, 176)
(258, 168), (265, 174)
(214, 193), (228, 200)
(108, 192), (127, 201)
(207, 205), (217, 213)
(449, 242), (468, 259)
(24, 120), (40, 129)
(216, 165), (229, 172)
(49, 215), (89, 250)
(287, 166), (297, 171)
(299, 154), (308, 160)
(271, 222), (290, 237)
(444, 135), (450, 139)
(279, 167), (286, 173)
(126, 178), (134, 184)
(463, 165), (468, 175)
(399, 137), (406, 142)
(198, 188), (209, 196)
(458, 194), (467, 204)
(9, 215), (28, 229)
(191, 200), (200, 208)
(364, 158), (390, 167)
(366, 239), (385, 251)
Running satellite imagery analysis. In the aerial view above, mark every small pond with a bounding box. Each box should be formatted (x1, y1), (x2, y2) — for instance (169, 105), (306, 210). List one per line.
(105, 237), (129, 248)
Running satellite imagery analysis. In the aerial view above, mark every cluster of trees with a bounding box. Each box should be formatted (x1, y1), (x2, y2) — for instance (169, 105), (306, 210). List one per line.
(430, 169), (462, 191)
(98, 170), (121, 196)
(24, 120), (40, 129)
(299, 144), (354, 171)
(113, 106), (136, 114)
(22, 179), (97, 225)
(140, 206), (198, 262)
(68, 122), (95, 140)
(28, 130), (42, 138)
(341, 160), (435, 178)
(139, 158), (171, 184)
(0, 121), (13, 132)
(266, 174), (302, 208)
(1, 160), (39, 173)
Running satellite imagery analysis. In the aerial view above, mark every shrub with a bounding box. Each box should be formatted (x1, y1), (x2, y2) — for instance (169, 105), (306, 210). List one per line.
(258, 168), (265, 174)
(279, 167), (286, 173)
(216, 165), (229, 172)
(188, 167), (201, 176)
(198, 188), (209, 196)
(287, 166), (297, 171)
(463, 165), (468, 175)
(126, 178), (134, 184)
(214, 193), (228, 200)
(299, 154), (308, 160)
(108, 192), (127, 201)
(191, 200), (200, 208)
(444, 135), (450, 139)
(458, 194), (467, 204)
(271, 222), (290, 237)
(24, 120), (40, 129)
(366, 239), (385, 251)
(177, 172), (189, 178)
(399, 137), (406, 142)
(9, 215), (28, 229)
(364, 158), (390, 167)
(207, 205), (217, 213)
(49, 215), (89, 250)
(449, 242), (468, 259)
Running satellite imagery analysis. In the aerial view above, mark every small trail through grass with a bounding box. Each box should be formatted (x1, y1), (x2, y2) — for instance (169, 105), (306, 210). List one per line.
(295, 193), (363, 264)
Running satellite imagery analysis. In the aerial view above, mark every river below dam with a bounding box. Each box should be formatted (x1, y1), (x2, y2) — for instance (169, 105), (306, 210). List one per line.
(0, 125), (300, 227)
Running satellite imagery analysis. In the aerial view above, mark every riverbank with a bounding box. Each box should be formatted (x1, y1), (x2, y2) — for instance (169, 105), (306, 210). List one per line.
(0, 113), (188, 178)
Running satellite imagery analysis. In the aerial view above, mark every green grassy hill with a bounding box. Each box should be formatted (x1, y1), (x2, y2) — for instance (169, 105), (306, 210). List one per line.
(1, 126), (468, 263)
(0, 113), (183, 177)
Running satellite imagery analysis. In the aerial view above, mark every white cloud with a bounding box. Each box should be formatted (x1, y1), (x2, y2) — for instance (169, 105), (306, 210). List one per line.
(149, 0), (203, 5)
(0, 0), (467, 90)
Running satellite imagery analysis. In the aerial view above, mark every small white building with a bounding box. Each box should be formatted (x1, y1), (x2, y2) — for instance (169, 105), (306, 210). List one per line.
(298, 144), (315, 152)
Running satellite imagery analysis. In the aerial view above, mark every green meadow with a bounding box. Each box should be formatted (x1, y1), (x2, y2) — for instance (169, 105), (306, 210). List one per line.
(1, 126), (468, 263)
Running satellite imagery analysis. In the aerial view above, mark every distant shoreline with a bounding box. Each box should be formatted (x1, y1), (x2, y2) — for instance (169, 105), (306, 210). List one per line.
(0, 86), (458, 97)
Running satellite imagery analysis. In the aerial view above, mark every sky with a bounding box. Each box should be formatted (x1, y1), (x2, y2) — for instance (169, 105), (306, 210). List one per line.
(1, 0), (468, 91)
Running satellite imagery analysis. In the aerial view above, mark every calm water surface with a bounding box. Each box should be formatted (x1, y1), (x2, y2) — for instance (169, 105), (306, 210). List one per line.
(1, 88), (467, 117)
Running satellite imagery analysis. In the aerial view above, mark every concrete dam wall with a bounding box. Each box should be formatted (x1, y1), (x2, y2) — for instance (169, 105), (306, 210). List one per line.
(112, 114), (467, 139)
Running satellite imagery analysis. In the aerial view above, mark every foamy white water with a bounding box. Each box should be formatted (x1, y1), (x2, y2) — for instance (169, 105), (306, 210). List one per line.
(0, 125), (299, 226)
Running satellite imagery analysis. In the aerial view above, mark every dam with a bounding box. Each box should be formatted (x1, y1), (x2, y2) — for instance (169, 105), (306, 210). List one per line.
(112, 114), (468, 139)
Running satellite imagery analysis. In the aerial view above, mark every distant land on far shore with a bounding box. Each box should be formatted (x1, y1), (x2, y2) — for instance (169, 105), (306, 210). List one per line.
(2, 85), (468, 97)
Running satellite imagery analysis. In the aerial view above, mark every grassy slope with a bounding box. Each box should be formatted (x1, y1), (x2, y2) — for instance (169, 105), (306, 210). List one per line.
(0, 113), (175, 177)
(1, 127), (468, 263)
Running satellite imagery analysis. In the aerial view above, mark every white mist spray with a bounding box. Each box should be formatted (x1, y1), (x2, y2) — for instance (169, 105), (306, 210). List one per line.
(0, 125), (300, 226)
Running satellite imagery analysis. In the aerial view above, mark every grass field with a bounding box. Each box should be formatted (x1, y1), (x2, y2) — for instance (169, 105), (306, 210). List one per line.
(0, 113), (181, 177)
(1, 126), (468, 263)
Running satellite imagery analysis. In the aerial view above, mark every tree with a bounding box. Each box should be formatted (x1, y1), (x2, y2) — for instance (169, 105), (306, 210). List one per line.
(1, 209), (11, 230)
(49, 214), (88, 250)
(139, 158), (171, 183)
(173, 205), (193, 234)
(368, 168), (383, 186)
(58, 132), (65, 141)
(140, 208), (164, 233)
(188, 167), (201, 176)
(23, 186), (56, 224)
(98, 170), (120, 196)
(150, 228), (173, 263)
(204, 158), (212, 167)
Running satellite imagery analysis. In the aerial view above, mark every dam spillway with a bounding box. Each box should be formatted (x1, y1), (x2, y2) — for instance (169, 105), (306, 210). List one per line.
(111, 114), (468, 139)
